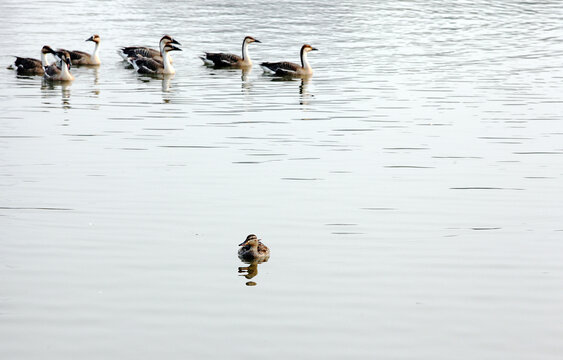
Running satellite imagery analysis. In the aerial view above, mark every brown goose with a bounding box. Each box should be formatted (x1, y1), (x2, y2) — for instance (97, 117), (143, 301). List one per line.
(58, 35), (101, 65)
(200, 36), (261, 68)
(9, 46), (55, 75)
(130, 43), (181, 75)
(238, 234), (270, 262)
(118, 35), (180, 63)
(260, 44), (318, 77)
(44, 51), (74, 81)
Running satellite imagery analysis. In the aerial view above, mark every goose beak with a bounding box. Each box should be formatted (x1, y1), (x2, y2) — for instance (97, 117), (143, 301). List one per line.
(85, 36), (94, 42)
(311, 47), (318, 51)
(254, 39), (261, 43)
(171, 39), (181, 46)
(169, 45), (182, 52)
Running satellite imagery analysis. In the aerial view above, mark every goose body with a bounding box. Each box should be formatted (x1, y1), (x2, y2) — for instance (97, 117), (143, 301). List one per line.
(201, 36), (260, 68)
(44, 51), (74, 81)
(119, 35), (180, 63)
(238, 234), (270, 262)
(10, 46), (55, 76)
(130, 43), (181, 75)
(58, 35), (101, 66)
(261, 44), (317, 77)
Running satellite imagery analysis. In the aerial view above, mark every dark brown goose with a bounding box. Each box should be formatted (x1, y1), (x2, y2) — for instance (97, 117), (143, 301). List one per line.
(260, 44), (318, 77)
(9, 46), (55, 75)
(118, 35), (180, 63)
(200, 36), (261, 68)
(58, 35), (101, 66)
(44, 51), (74, 81)
(130, 44), (181, 75)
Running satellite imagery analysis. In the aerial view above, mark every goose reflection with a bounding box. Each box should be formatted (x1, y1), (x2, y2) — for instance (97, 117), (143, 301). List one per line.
(238, 234), (270, 286)
(241, 67), (252, 93)
(41, 80), (71, 109)
(162, 74), (174, 92)
(299, 77), (312, 106)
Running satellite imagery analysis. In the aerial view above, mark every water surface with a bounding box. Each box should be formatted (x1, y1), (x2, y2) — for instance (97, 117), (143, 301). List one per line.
(1, 1), (563, 359)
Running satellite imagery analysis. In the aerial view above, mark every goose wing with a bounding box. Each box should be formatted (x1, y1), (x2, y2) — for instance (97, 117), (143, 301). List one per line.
(260, 61), (300, 75)
(204, 52), (241, 66)
(57, 48), (88, 63)
(43, 63), (61, 79)
(120, 46), (160, 60)
(14, 57), (41, 69)
(132, 57), (162, 74)
(14, 57), (43, 74)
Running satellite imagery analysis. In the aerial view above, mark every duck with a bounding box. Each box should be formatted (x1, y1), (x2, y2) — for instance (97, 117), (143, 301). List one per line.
(9, 45), (55, 75)
(58, 34), (101, 65)
(129, 43), (181, 75)
(238, 234), (270, 262)
(118, 35), (180, 64)
(200, 36), (261, 68)
(260, 44), (318, 77)
(43, 51), (74, 81)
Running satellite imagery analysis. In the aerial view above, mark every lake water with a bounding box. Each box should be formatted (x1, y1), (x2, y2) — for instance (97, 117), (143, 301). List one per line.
(1, 1), (562, 359)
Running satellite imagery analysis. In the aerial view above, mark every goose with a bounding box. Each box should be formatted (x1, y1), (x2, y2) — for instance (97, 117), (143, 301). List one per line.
(238, 234), (270, 262)
(200, 36), (261, 68)
(261, 44), (318, 77)
(118, 35), (180, 63)
(58, 35), (101, 65)
(129, 43), (181, 75)
(44, 51), (74, 81)
(9, 46), (55, 75)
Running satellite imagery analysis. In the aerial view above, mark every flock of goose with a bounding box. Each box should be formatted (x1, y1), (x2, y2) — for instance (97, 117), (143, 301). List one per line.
(9, 34), (318, 81)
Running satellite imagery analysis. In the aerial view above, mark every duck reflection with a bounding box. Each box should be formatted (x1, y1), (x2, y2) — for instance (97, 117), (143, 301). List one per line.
(237, 234), (270, 286)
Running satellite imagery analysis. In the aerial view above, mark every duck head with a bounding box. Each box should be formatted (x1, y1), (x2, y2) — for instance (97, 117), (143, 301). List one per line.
(239, 234), (260, 246)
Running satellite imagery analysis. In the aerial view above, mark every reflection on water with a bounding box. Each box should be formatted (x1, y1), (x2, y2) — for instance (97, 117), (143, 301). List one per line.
(41, 80), (72, 109)
(299, 78), (311, 106)
(238, 260), (267, 287)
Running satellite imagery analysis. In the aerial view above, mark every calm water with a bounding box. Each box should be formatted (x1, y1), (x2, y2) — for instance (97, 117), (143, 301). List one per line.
(1, 1), (563, 359)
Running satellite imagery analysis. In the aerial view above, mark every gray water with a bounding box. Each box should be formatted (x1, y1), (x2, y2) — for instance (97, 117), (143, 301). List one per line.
(1, 1), (563, 359)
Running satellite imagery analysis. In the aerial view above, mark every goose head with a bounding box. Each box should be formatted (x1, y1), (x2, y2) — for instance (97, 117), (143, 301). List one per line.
(244, 36), (261, 44)
(302, 44), (318, 53)
(163, 44), (182, 53)
(54, 51), (72, 69)
(160, 35), (181, 47)
(86, 34), (100, 43)
(41, 45), (55, 55)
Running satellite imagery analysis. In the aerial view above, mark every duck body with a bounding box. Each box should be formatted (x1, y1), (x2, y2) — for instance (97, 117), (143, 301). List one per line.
(58, 35), (101, 66)
(238, 234), (270, 262)
(201, 36), (260, 68)
(261, 44), (317, 77)
(44, 51), (74, 82)
(10, 45), (55, 76)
